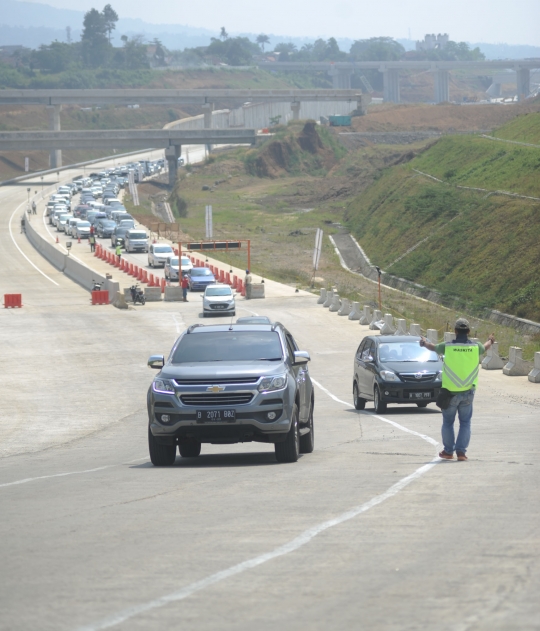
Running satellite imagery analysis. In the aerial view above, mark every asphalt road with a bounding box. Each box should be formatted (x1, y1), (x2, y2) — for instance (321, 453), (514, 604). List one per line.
(1, 154), (539, 631)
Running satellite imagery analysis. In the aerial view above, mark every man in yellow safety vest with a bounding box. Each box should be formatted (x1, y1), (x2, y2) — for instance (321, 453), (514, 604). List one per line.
(420, 318), (495, 462)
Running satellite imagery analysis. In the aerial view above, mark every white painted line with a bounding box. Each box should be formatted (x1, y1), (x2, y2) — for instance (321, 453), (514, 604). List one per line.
(0, 457), (148, 489)
(8, 202), (59, 286)
(0, 466), (111, 489)
(311, 379), (439, 447)
(76, 380), (440, 631)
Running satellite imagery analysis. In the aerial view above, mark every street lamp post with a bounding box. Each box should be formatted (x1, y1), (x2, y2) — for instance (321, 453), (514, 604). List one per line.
(375, 266), (382, 310)
(41, 176), (44, 198)
(26, 187), (31, 215)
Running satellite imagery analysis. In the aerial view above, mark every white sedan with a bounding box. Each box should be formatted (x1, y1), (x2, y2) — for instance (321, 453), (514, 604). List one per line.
(202, 284), (236, 318)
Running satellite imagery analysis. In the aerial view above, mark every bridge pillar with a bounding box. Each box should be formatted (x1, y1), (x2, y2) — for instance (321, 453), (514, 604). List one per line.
(382, 69), (400, 103)
(516, 67), (530, 101)
(291, 101), (301, 120)
(165, 145), (181, 189)
(433, 69), (450, 103)
(328, 67), (353, 89)
(202, 102), (214, 128)
(47, 104), (62, 168)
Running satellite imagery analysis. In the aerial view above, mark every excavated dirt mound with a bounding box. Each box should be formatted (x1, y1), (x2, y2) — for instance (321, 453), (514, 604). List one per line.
(248, 121), (338, 178)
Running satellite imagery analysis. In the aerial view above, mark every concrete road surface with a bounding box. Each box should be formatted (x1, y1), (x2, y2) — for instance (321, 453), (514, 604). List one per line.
(1, 154), (539, 631)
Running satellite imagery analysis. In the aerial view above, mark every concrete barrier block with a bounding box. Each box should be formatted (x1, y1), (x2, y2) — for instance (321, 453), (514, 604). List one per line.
(359, 305), (372, 325)
(369, 309), (382, 330)
(427, 329), (438, 344)
(444, 332), (454, 343)
(144, 287), (162, 302)
(317, 288), (327, 304)
(123, 288), (133, 303)
(394, 318), (408, 335)
(322, 289), (334, 308)
(329, 294), (341, 312)
(481, 342), (505, 370)
(164, 286), (183, 302)
(112, 291), (129, 310)
(409, 323), (421, 336)
(338, 299), (351, 316)
(348, 301), (361, 320)
(380, 313), (395, 335)
(503, 347), (531, 376)
(528, 352), (540, 383)
(246, 283), (265, 299)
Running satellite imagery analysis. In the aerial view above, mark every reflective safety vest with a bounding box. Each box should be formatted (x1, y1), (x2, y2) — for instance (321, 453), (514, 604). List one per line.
(442, 343), (480, 392)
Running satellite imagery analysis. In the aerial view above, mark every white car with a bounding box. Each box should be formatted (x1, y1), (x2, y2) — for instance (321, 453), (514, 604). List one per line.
(66, 218), (82, 237)
(75, 221), (91, 239)
(180, 256), (194, 273)
(148, 244), (175, 267)
(57, 214), (72, 232)
(202, 284), (236, 318)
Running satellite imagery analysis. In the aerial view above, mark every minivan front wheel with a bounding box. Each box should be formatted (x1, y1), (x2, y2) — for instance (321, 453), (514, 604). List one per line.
(275, 404), (299, 463)
(374, 387), (387, 414)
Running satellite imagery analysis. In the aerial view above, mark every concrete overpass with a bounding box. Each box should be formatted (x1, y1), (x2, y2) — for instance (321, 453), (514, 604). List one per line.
(0, 89), (361, 169)
(0, 129), (256, 187)
(258, 60), (540, 103)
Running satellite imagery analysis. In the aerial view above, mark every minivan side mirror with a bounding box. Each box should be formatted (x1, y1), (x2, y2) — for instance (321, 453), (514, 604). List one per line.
(293, 350), (311, 366)
(148, 355), (165, 369)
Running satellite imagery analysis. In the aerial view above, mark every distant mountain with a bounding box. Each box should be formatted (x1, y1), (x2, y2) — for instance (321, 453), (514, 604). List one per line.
(1, 0), (539, 59)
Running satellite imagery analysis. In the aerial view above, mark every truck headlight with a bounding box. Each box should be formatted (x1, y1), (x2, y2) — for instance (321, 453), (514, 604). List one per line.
(379, 370), (400, 382)
(153, 379), (175, 394)
(258, 374), (287, 392)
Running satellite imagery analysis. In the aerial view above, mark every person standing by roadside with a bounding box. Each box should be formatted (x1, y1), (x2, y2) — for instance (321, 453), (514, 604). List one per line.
(244, 269), (253, 286)
(89, 234), (96, 252)
(420, 318), (495, 461)
(20, 216), (26, 233)
(31, 200), (37, 215)
(89, 224), (95, 236)
(115, 243), (122, 260)
(181, 272), (189, 302)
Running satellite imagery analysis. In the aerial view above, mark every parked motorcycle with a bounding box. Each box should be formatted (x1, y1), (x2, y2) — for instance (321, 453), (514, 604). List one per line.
(92, 280), (104, 292)
(130, 284), (146, 305)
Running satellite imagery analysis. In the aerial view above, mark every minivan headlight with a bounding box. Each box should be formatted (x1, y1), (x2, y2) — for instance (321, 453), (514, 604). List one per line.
(153, 379), (175, 394)
(258, 374), (287, 392)
(435, 371), (443, 381)
(379, 370), (400, 382)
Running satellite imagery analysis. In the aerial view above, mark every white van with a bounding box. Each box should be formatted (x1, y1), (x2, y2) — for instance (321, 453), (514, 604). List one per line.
(124, 229), (149, 253)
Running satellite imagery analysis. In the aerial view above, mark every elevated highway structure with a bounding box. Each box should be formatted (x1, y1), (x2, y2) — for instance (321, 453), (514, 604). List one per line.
(0, 89), (361, 169)
(0, 129), (256, 187)
(258, 60), (540, 104)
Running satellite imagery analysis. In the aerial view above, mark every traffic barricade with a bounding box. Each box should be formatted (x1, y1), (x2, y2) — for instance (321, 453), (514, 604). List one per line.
(231, 275), (238, 289)
(160, 278), (166, 293)
(4, 293), (22, 308)
(91, 290), (109, 305)
(141, 270), (148, 284)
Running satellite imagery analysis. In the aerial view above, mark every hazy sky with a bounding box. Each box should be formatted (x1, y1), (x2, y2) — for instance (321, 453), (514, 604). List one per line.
(26, 0), (540, 45)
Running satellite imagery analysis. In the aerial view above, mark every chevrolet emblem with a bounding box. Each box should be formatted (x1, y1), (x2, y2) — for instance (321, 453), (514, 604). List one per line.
(207, 385), (225, 393)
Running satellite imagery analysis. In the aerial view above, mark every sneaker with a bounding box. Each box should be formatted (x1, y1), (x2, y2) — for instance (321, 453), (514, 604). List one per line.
(457, 452), (468, 461)
(439, 450), (454, 460)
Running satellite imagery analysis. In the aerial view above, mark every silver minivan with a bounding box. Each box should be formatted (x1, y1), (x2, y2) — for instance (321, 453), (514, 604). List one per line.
(124, 229), (149, 253)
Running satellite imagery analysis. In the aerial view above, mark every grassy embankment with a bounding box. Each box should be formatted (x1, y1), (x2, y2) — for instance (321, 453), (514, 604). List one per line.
(344, 113), (540, 335)
(126, 118), (539, 361)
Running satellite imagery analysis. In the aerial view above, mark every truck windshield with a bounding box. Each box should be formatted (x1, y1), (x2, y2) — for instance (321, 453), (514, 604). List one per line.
(172, 331), (283, 363)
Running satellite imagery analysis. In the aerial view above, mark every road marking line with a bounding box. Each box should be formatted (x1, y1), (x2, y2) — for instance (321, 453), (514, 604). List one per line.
(311, 379), (439, 447)
(0, 466), (111, 489)
(8, 202), (59, 286)
(76, 381), (439, 631)
(0, 458), (148, 489)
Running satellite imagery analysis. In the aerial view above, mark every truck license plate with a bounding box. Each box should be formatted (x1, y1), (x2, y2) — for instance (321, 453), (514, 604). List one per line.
(196, 409), (236, 423)
(409, 392), (431, 399)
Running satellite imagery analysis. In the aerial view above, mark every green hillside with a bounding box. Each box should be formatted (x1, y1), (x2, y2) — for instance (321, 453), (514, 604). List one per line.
(345, 116), (540, 320)
(493, 111), (540, 144)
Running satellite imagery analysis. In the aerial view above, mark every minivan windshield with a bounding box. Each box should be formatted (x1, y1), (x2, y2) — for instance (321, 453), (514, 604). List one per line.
(172, 331), (283, 363)
(128, 232), (147, 239)
(154, 246), (173, 253)
(378, 342), (439, 362)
